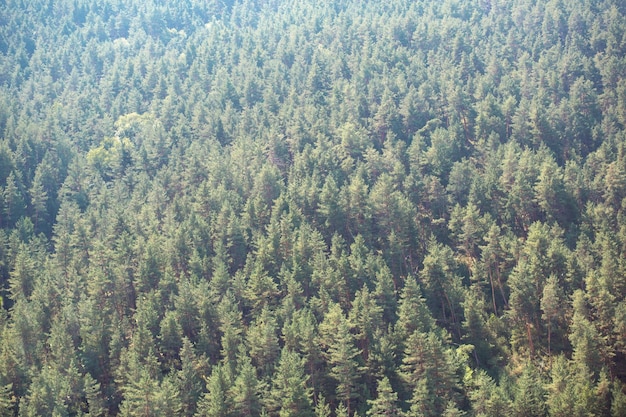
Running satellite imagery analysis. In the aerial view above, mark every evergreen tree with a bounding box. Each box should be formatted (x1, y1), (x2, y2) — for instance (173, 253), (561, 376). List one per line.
(366, 376), (401, 417)
(395, 277), (436, 343)
(177, 338), (205, 417)
(230, 350), (264, 417)
(159, 310), (184, 371)
(611, 381), (626, 417)
(466, 370), (510, 417)
(510, 364), (547, 417)
(0, 382), (13, 417)
(420, 239), (464, 339)
(268, 349), (314, 417)
(0, 1), (625, 415)
(196, 365), (231, 417)
(401, 331), (461, 417)
(314, 394), (332, 417)
(247, 306), (280, 379)
(327, 316), (363, 416)
(119, 372), (183, 417)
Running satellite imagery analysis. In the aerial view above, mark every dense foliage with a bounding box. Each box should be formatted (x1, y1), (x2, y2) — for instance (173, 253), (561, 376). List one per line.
(1, 0), (626, 415)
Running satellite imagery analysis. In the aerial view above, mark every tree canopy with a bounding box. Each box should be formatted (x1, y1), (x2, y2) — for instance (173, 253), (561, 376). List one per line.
(1, 0), (626, 415)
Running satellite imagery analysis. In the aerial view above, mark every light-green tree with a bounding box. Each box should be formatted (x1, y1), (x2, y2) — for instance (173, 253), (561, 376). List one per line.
(366, 376), (401, 417)
(195, 365), (231, 417)
(268, 348), (314, 417)
(230, 349), (264, 417)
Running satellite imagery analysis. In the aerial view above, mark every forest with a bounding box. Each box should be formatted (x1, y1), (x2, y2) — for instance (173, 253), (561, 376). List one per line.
(1, 0), (626, 415)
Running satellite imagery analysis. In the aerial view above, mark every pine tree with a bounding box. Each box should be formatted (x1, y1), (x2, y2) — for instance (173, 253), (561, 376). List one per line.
(540, 275), (560, 358)
(511, 364), (547, 417)
(569, 290), (605, 375)
(419, 239), (464, 339)
(269, 348), (314, 417)
(247, 306), (280, 379)
(478, 223), (509, 314)
(314, 394), (332, 417)
(282, 308), (324, 396)
(119, 371), (183, 417)
(395, 278), (436, 344)
(0, 382), (13, 417)
(349, 285), (383, 365)
(7, 246), (36, 301)
(335, 402), (349, 417)
(196, 364), (231, 417)
(328, 316), (363, 416)
(366, 376), (400, 417)
(317, 175), (346, 239)
(401, 331), (461, 417)
(3, 172), (25, 226)
(177, 338), (205, 417)
(230, 351), (264, 417)
(218, 292), (244, 379)
(546, 354), (605, 417)
(462, 286), (495, 368)
(373, 256), (399, 322)
(466, 370), (510, 417)
(159, 310), (184, 371)
(611, 381), (626, 417)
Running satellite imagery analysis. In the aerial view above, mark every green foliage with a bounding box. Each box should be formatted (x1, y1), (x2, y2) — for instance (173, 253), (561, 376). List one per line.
(196, 365), (231, 417)
(268, 349), (314, 417)
(0, 0), (625, 415)
(230, 350), (264, 417)
(510, 364), (547, 417)
(366, 376), (401, 417)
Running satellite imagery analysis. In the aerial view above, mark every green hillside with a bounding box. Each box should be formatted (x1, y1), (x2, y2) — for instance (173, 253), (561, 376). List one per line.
(1, 0), (626, 415)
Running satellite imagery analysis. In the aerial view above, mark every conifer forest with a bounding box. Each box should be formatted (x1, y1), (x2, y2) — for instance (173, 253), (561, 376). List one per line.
(2, 0), (626, 415)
